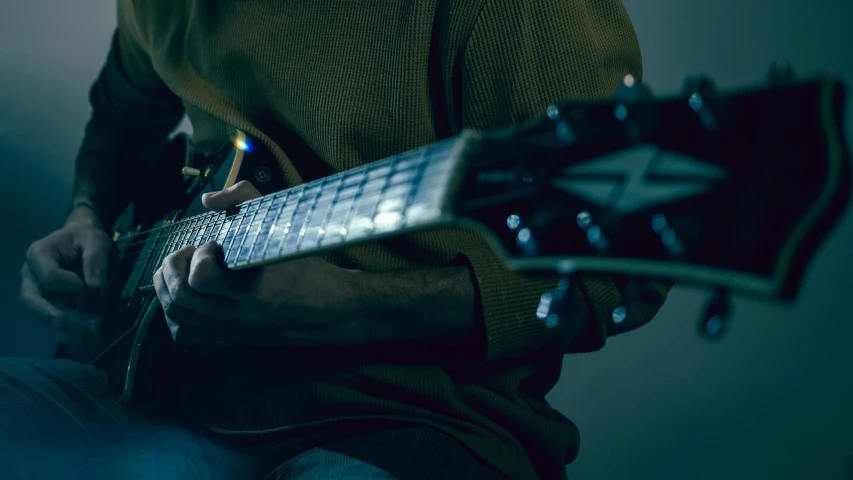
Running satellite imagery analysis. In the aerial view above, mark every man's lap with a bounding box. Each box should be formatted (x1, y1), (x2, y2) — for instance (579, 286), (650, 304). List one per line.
(0, 357), (504, 480)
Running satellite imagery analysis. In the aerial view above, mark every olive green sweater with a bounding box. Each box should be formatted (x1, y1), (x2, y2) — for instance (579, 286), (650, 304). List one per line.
(80, 1), (669, 478)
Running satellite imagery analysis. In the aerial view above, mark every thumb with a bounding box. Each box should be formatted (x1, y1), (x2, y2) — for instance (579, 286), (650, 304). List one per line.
(202, 180), (262, 211)
(78, 229), (111, 290)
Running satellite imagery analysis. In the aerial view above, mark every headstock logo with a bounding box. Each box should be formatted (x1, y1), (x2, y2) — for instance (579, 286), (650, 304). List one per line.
(551, 145), (728, 213)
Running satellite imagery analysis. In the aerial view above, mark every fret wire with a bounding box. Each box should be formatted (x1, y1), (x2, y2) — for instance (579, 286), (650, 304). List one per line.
(231, 201), (260, 265)
(264, 189), (299, 258)
(130, 226), (162, 291)
(137, 223), (175, 289)
(314, 176), (347, 245)
(223, 207), (252, 265)
(242, 197), (274, 263)
(253, 196), (278, 258)
(200, 212), (219, 245)
(290, 182), (325, 253)
(254, 190), (290, 263)
(215, 215), (231, 245)
(196, 213), (211, 245)
(241, 201), (266, 260)
(343, 163), (389, 240)
(327, 170), (369, 245)
(275, 186), (309, 257)
(218, 214), (239, 255)
(400, 146), (430, 219)
(228, 208), (252, 264)
(185, 218), (197, 245)
(150, 223), (179, 278)
(298, 177), (341, 250)
(375, 145), (428, 231)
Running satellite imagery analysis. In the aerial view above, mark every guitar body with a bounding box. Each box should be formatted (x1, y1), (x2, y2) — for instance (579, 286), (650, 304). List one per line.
(65, 133), (286, 403)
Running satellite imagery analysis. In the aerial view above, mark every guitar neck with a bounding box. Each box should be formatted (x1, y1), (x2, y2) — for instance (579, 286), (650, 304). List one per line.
(129, 137), (461, 292)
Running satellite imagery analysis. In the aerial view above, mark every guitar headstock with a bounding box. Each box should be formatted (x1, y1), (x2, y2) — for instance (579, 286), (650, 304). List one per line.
(451, 67), (850, 305)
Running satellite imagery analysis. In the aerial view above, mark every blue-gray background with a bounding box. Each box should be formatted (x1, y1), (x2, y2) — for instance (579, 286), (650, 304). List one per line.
(0, 1), (850, 479)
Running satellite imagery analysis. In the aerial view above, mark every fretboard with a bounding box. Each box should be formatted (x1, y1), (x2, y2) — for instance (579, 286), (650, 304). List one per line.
(128, 138), (459, 293)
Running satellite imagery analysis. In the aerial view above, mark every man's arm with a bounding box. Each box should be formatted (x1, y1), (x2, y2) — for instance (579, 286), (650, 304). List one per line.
(340, 265), (479, 348)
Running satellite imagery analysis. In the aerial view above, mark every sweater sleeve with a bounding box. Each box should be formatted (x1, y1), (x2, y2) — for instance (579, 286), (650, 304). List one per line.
(452, 0), (671, 361)
(73, 1), (185, 219)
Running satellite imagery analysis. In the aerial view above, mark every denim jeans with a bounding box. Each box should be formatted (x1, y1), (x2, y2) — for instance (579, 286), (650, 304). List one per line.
(0, 357), (505, 480)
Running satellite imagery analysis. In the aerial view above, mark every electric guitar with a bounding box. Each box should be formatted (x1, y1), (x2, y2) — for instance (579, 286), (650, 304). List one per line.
(68, 68), (850, 404)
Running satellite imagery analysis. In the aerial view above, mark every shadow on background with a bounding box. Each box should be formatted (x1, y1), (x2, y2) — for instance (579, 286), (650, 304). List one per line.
(0, 1), (850, 479)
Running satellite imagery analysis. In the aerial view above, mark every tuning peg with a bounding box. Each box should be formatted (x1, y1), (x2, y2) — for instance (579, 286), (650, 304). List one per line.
(683, 75), (720, 133)
(181, 166), (201, 177)
(768, 61), (795, 86)
(516, 227), (538, 256)
(545, 105), (577, 144)
(698, 288), (731, 339)
(651, 214), (685, 257)
(536, 276), (573, 328)
(608, 276), (648, 334)
(586, 224), (610, 251)
(506, 214), (522, 232)
(614, 74), (653, 103)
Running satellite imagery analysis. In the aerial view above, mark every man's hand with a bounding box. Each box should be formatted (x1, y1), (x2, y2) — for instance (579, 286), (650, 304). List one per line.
(20, 206), (110, 333)
(153, 181), (358, 346)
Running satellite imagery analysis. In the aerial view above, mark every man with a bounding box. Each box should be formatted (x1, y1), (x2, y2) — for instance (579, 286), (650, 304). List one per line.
(6, 0), (669, 479)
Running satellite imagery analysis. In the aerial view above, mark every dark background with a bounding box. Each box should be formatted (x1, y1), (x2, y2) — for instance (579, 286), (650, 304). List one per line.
(1, 1), (851, 479)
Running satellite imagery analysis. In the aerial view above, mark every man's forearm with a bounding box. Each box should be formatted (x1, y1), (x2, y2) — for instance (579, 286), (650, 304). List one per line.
(340, 265), (479, 348)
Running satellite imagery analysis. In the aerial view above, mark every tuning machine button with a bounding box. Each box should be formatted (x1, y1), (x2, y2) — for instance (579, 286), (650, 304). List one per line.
(614, 74), (653, 103)
(586, 225), (609, 251)
(546, 105), (560, 120)
(683, 75), (719, 132)
(651, 214), (684, 257)
(181, 167), (201, 177)
(699, 288), (731, 339)
(536, 277), (572, 328)
(612, 306), (627, 324)
(576, 211), (592, 230)
(545, 105), (576, 144)
(516, 227), (537, 255)
(506, 214), (522, 231)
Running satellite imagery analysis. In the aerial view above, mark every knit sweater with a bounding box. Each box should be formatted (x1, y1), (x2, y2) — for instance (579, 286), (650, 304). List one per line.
(80, 1), (669, 478)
